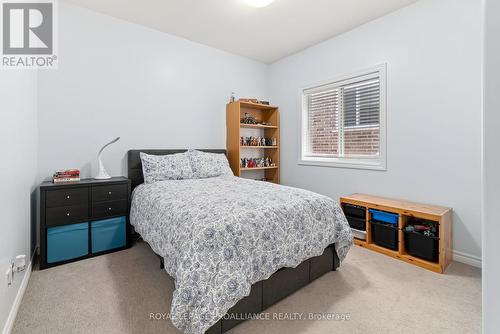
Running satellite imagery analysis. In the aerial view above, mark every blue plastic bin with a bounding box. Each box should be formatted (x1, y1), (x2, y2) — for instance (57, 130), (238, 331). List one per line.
(91, 216), (126, 253)
(47, 223), (89, 263)
(369, 209), (398, 225)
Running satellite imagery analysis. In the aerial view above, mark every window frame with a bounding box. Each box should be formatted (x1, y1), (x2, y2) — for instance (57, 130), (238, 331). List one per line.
(298, 64), (387, 171)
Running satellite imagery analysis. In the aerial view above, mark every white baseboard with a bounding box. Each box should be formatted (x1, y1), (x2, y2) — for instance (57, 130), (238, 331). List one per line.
(453, 250), (482, 268)
(2, 260), (32, 334)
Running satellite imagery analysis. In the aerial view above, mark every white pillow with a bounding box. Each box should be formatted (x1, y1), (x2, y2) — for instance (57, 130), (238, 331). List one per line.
(187, 150), (233, 178)
(140, 152), (194, 184)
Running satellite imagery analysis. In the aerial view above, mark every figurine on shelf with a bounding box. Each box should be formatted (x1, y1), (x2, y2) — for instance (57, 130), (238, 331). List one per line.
(230, 92), (235, 103)
(241, 112), (258, 125)
(272, 137), (277, 146)
(241, 157), (276, 169)
(239, 98), (259, 104)
(260, 137), (266, 146)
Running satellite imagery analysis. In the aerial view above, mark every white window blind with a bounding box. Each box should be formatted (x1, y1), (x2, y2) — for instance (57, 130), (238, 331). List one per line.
(300, 65), (386, 170)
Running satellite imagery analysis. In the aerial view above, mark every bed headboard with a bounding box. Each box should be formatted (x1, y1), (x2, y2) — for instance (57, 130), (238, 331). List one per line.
(127, 149), (227, 190)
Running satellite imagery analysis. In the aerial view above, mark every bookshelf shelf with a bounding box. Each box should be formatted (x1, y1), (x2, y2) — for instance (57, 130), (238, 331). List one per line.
(240, 146), (278, 149)
(227, 101), (280, 184)
(238, 101), (278, 110)
(241, 166), (279, 171)
(240, 124), (278, 129)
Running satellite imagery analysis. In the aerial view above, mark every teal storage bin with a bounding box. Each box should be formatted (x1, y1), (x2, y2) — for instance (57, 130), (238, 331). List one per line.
(91, 216), (126, 253)
(47, 223), (89, 263)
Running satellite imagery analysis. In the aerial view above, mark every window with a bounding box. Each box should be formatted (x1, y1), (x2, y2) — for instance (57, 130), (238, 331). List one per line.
(300, 65), (386, 170)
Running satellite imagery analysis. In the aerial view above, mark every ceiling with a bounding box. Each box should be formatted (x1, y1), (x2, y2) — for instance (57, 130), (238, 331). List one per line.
(65, 0), (419, 63)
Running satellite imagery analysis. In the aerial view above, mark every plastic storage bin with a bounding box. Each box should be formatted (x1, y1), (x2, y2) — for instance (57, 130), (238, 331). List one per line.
(91, 216), (126, 253)
(342, 204), (366, 219)
(404, 231), (439, 262)
(342, 204), (367, 231)
(352, 229), (367, 240)
(47, 222), (89, 263)
(369, 209), (398, 225)
(370, 220), (399, 250)
(346, 216), (366, 231)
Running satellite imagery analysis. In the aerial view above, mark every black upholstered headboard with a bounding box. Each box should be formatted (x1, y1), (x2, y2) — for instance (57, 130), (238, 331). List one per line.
(127, 149), (227, 190)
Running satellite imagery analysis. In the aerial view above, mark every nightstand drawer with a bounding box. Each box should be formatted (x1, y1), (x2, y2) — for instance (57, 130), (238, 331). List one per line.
(92, 184), (128, 203)
(46, 188), (88, 208)
(46, 205), (89, 227)
(92, 200), (127, 219)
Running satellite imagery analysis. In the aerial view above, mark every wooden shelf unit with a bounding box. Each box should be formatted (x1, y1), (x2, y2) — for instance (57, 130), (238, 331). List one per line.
(226, 101), (280, 184)
(340, 193), (452, 273)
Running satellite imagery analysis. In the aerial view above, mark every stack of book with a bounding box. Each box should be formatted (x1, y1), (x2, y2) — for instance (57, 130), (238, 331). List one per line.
(53, 169), (80, 183)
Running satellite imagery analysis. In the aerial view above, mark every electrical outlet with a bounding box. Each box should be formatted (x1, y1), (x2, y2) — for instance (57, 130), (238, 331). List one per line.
(6, 266), (13, 286)
(14, 255), (26, 272)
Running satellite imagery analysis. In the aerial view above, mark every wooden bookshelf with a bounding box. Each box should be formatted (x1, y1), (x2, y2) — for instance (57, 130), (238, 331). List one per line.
(340, 194), (452, 274)
(226, 101), (280, 184)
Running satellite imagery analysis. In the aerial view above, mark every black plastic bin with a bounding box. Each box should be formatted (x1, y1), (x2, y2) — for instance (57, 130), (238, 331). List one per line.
(342, 204), (367, 231)
(342, 204), (366, 219)
(371, 220), (398, 251)
(346, 216), (366, 231)
(404, 231), (439, 262)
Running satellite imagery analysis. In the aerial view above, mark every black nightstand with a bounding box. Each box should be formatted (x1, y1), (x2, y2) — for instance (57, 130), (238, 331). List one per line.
(39, 177), (131, 269)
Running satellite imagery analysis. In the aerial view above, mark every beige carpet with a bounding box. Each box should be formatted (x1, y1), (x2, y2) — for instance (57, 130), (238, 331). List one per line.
(12, 241), (481, 334)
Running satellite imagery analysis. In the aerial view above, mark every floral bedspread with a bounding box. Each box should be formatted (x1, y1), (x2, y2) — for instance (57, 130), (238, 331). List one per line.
(130, 176), (353, 334)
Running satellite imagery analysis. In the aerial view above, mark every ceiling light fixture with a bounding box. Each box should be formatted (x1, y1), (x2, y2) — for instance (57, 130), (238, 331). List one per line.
(244, 0), (275, 8)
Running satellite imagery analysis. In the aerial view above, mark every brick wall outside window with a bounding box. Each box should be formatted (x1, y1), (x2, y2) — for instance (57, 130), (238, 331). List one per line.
(308, 106), (339, 154)
(344, 127), (380, 156)
(308, 107), (379, 156)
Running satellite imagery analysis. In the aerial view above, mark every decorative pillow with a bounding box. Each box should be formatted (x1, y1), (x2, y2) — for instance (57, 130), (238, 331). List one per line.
(140, 152), (194, 184)
(187, 150), (234, 178)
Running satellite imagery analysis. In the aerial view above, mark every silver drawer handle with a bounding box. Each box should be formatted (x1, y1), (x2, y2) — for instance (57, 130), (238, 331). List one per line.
(108, 191), (112, 195)
(66, 195), (70, 199)
(66, 212), (70, 217)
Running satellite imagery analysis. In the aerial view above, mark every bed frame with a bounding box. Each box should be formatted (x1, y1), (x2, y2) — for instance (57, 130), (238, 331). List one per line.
(127, 149), (340, 334)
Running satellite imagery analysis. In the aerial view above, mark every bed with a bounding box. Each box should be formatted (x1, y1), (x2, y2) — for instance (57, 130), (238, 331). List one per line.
(128, 149), (353, 334)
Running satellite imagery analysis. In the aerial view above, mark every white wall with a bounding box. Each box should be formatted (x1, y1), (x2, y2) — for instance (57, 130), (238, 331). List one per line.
(0, 71), (38, 333)
(483, 0), (499, 331)
(37, 1), (268, 180)
(268, 0), (482, 262)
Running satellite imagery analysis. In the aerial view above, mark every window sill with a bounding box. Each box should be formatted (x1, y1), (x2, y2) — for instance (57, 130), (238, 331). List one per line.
(298, 157), (386, 171)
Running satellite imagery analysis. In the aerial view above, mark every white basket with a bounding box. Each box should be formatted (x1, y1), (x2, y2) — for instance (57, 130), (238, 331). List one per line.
(352, 228), (367, 240)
